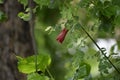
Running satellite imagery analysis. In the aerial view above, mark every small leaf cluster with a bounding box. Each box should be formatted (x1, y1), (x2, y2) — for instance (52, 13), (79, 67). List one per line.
(74, 62), (91, 80)
(18, 0), (28, 8)
(18, 8), (31, 21)
(0, 10), (7, 22)
(27, 73), (49, 80)
(17, 53), (51, 80)
(79, 0), (120, 33)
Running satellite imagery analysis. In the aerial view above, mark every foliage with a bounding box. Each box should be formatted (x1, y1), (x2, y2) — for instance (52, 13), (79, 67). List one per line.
(0, 10), (7, 22)
(18, 8), (31, 21)
(6, 0), (120, 80)
(17, 53), (51, 74)
(74, 62), (91, 79)
(18, 0), (28, 8)
(0, 0), (3, 4)
(33, 0), (50, 8)
(27, 73), (49, 80)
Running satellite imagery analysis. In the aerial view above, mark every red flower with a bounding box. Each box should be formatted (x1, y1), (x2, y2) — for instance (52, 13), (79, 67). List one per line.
(56, 28), (68, 43)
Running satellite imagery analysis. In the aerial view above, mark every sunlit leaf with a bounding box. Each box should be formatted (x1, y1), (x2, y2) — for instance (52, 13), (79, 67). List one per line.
(27, 73), (49, 80)
(18, 0), (28, 8)
(45, 26), (52, 31)
(18, 12), (31, 21)
(17, 53), (51, 74)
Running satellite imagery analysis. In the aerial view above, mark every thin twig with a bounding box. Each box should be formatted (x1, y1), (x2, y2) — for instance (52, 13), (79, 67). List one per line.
(29, 0), (38, 72)
(46, 68), (54, 80)
(80, 24), (120, 74)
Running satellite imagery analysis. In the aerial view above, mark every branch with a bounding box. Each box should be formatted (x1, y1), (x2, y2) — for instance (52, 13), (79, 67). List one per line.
(80, 24), (120, 74)
(28, 0), (38, 72)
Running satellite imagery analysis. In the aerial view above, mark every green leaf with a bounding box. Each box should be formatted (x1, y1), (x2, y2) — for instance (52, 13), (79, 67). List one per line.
(0, 10), (7, 22)
(18, 0), (28, 8)
(45, 26), (55, 34)
(18, 12), (31, 21)
(75, 23), (82, 28)
(74, 62), (91, 79)
(112, 0), (120, 7)
(0, 0), (3, 4)
(79, 0), (92, 8)
(115, 14), (120, 25)
(17, 53), (51, 74)
(45, 26), (52, 31)
(72, 51), (85, 68)
(27, 73), (49, 80)
(101, 6), (117, 18)
(60, 7), (73, 20)
(33, 0), (50, 8)
(98, 59), (112, 74)
(110, 44), (116, 56)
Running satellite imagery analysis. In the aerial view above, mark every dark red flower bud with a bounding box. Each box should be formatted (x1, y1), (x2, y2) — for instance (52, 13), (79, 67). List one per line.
(56, 28), (68, 43)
